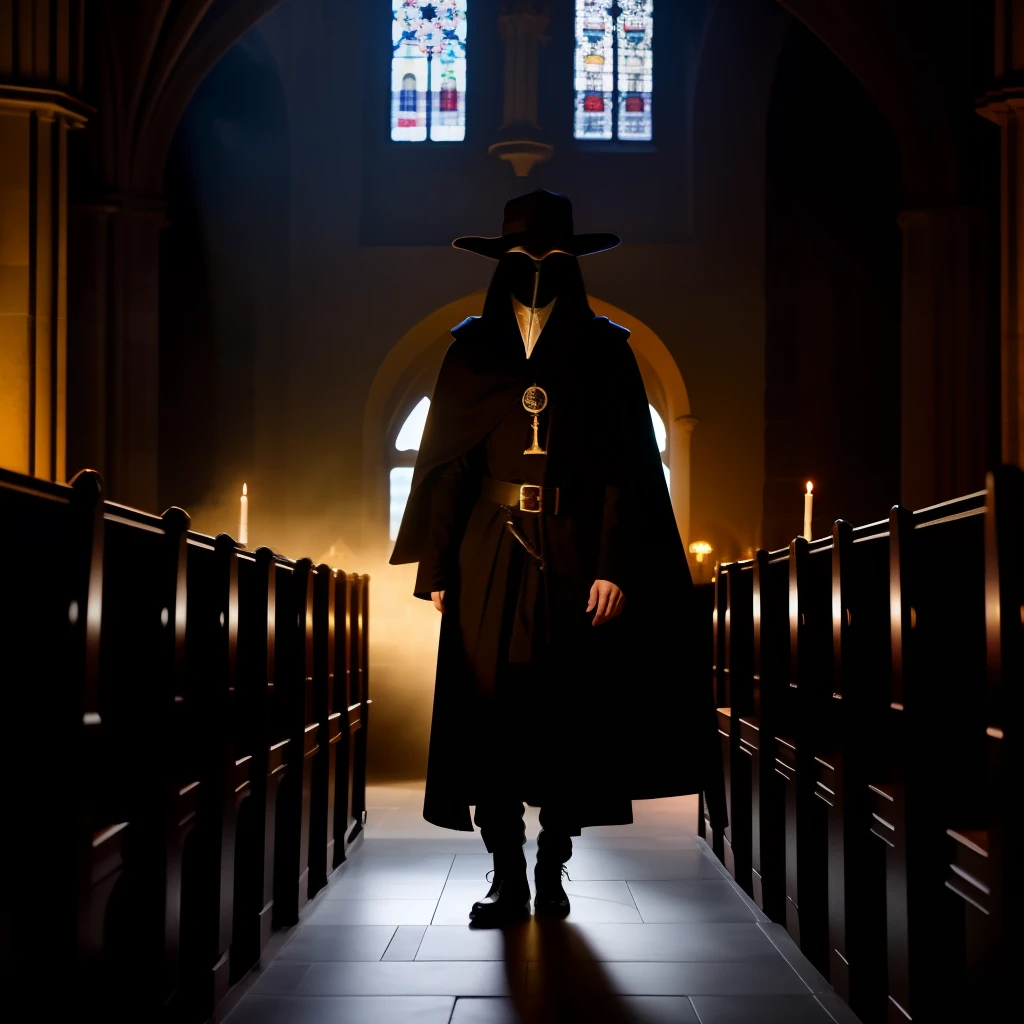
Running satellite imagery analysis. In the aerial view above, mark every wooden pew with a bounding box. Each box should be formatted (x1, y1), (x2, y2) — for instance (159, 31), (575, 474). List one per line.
(828, 517), (891, 1023)
(784, 534), (832, 977)
(745, 547), (788, 922)
(884, 492), (987, 1023)
(309, 563), (342, 892)
(975, 465), (1022, 1021)
(0, 468), (109, 1003)
(97, 501), (199, 1014)
(231, 546), (287, 979)
(715, 560), (755, 894)
(271, 556), (319, 925)
(332, 570), (359, 862)
(345, 573), (371, 843)
(176, 530), (242, 1017)
(702, 570), (729, 858)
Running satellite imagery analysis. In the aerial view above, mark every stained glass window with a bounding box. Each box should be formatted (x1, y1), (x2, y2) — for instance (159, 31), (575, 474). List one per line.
(391, 2), (468, 142)
(574, 0), (653, 142)
(390, 397), (431, 540)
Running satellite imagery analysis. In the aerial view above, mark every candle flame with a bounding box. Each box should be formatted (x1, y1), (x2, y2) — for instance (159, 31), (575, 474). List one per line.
(243, 482), (247, 496)
(806, 481), (813, 494)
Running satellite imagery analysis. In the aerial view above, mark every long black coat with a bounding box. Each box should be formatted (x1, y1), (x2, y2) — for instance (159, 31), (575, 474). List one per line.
(391, 285), (725, 833)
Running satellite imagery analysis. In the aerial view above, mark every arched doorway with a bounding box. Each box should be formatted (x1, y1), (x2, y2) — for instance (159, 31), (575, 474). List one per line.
(363, 293), (695, 549)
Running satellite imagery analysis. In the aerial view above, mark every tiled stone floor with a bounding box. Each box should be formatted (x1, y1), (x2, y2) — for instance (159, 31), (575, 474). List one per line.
(224, 784), (861, 1024)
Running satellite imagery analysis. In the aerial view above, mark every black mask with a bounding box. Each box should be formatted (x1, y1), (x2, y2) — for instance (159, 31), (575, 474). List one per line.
(504, 251), (577, 308)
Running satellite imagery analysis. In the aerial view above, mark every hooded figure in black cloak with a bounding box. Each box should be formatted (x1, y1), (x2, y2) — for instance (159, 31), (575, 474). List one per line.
(391, 190), (725, 924)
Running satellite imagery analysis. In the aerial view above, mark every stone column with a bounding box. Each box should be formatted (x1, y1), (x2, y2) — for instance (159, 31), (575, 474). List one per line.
(67, 196), (165, 510)
(979, 0), (1024, 469)
(898, 207), (990, 508)
(0, 0), (89, 481)
(671, 414), (698, 551)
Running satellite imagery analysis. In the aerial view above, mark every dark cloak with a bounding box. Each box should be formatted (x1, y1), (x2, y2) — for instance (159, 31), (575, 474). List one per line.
(391, 256), (726, 833)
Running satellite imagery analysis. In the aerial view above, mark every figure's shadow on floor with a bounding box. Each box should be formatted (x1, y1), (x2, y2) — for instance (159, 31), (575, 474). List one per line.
(496, 918), (643, 1024)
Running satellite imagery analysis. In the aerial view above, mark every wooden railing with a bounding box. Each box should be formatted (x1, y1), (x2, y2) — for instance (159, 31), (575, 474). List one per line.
(0, 466), (370, 1022)
(703, 468), (1019, 1024)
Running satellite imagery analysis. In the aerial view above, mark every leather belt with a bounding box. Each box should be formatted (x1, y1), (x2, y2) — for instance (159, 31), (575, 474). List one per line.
(482, 477), (560, 514)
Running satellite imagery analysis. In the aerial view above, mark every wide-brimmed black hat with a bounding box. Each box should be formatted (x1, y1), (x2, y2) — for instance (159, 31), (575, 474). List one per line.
(452, 189), (620, 260)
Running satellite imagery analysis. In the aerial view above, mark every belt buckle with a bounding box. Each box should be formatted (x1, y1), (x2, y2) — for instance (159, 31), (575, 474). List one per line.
(519, 483), (542, 513)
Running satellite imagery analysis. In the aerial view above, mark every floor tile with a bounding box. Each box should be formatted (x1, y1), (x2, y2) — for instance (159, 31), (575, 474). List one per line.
(359, 838), (487, 855)
(627, 881), (758, 924)
(449, 997), (520, 1024)
(383, 925), (428, 961)
(620, 996), (700, 1022)
(328, 852), (454, 881)
(431, 881), (484, 926)
(248, 962), (311, 994)
(448, 994), (700, 1023)
(295, 960), (526, 997)
(527, 960), (810, 996)
(332, 850), (456, 868)
(276, 925), (397, 961)
(304, 899), (438, 926)
(573, 836), (698, 850)
(325, 876), (450, 900)
(415, 924), (554, 962)
(554, 880), (643, 922)
(447, 854), (499, 882)
(756, 922), (834, 993)
(689, 994), (837, 1023)
(566, 849), (724, 881)
(225, 995), (456, 1024)
(566, 922), (782, 961)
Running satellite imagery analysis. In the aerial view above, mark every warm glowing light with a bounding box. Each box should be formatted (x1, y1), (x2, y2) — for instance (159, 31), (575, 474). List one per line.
(803, 480), (813, 541)
(239, 483), (249, 546)
(688, 540), (712, 563)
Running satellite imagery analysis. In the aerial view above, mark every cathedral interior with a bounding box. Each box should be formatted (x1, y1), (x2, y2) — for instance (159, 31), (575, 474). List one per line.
(0, 1), (1017, 1023)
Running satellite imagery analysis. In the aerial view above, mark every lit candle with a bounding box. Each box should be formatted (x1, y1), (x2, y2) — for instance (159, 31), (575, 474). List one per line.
(803, 481), (813, 541)
(239, 483), (248, 547)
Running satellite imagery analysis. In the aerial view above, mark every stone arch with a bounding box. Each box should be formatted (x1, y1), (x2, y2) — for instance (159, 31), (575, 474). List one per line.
(363, 293), (696, 548)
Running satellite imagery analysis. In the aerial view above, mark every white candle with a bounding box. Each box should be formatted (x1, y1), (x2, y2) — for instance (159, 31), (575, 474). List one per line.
(239, 483), (249, 546)
(803, 481), (813, 541)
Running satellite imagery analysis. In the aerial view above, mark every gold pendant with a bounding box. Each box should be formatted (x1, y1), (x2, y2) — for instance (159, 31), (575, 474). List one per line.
(522, 385), (548, 455)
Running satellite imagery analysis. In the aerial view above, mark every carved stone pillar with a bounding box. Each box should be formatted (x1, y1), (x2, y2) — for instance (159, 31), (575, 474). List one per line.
(898, 207), (989, 508)
(67, 196), (166, 509)
(489, 1), (553, 176)
(0, 1), (89, 481)
(979, 0), (1024, 468)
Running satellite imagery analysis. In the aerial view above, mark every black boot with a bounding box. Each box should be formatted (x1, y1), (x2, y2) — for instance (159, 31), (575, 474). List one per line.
(534, 831), (572, 917)
(469, 844), (531, 925)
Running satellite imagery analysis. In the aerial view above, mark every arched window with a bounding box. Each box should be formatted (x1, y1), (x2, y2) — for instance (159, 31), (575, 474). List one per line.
(391, 1), (468, 142)
(574, 0), (653, 142)
(390, 396), (431, 539)
(649, 403), (670, 492)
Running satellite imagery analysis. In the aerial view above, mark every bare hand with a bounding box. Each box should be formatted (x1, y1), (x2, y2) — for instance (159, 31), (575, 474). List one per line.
(431, 590), (445, 614)
(587, 580), (624, 626)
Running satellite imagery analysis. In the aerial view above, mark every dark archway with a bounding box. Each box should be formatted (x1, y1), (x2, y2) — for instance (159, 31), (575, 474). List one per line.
(762, 20), (902, 549)
(159, 29), (290, 522)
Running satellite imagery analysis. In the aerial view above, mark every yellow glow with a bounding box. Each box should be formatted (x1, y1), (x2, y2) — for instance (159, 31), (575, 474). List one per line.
(243, 482), (247, 496)
(688, 540), (713, 564)
(806, 481), (813, 494)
